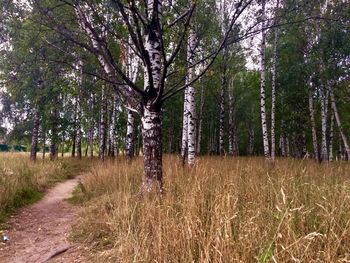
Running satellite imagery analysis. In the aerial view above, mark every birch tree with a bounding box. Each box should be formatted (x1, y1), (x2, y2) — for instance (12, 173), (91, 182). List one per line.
(259, 0), (270, 158)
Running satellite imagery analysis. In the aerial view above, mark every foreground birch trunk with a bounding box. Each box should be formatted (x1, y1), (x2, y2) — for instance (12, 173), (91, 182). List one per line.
(181, 89), (188, 160)
(186, 30), (197, 165)
(30, 110), (40, 162)
(260, 0), (270, 159)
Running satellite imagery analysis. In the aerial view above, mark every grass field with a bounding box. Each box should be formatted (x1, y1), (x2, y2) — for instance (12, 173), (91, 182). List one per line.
(70, 156), (350, 262)
(0, 153), (89, 224)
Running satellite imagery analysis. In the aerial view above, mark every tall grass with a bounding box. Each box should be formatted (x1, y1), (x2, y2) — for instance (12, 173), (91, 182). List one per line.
(0, 153), (89, 223)
(71, 156), (350, 262)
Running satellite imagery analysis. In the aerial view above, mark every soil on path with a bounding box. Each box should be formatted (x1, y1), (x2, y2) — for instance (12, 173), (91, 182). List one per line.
(0, 177), (90, 263)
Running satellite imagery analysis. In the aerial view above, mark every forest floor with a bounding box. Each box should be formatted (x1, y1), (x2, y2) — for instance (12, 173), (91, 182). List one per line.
(0, 176), (90, 263)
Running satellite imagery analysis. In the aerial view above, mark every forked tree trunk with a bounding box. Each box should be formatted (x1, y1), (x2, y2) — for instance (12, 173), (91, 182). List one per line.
(308, 88), (319, 162)
(331, 90), (350, 159)
(260, 0), (270, 159)
(30, 110), (40, 162)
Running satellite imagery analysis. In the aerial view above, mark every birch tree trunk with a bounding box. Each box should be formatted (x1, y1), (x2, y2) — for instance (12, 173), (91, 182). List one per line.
(50, 107), (59, 161)
(271, 7), (279, 160)
(76, 96), (82, 159)
(110, 94), (117, 158)
(329, 111), (334, 161)
(247, 123), (254, 156)
(228, 85), (238, 156)
(88, 95), (94, 158)
(181, 88), (188, 160)
(219, 66), (226, 156)
(186, 29), (197, 165)
(42, 130), (46, 160)
(126, 110), (135, 160)
(71, 100), (77, 158)
(260, 0), (270, 158)
(331, 90), (350, 159)
(308, 88), (319, 162)
(99, 87), (106, 161)
(139, 0), (164, 193)
(320, 86), (328, 161)
(196, 86), (204, 154)
(30, 110), (40, 162)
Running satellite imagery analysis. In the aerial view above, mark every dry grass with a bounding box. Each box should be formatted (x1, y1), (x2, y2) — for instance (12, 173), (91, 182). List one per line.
(71, 155), (350, 262)
(0, 152), (89, 223)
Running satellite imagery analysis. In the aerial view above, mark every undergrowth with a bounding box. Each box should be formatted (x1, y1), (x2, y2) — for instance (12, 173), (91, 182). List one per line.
(71, 155), (350, 262)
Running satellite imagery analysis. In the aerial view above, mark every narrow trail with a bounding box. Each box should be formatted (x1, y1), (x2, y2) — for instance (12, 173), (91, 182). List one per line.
(0, 177), (89, 263)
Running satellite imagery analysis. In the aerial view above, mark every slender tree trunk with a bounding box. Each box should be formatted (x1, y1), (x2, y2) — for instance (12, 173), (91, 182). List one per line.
(181, 88), (188, 160)
(110, 94), (117, 158)
(30, 110), (40, 162)
(126, 109), (135, 160)
(329, 111), (334, 161)
(196, 86), (204, 154)
(247, 123), (254, 156)
(42, 130), (46, 160)
(228, 85), (238, 156)
(71, 100), (77, 158)
(260, 0), (270, 158)
(187, 29), (197, 165)
(99, 88), (106, 161)
(76, 96), (82, 160)
(320, 86), (328, 161)
(271, 13), (279, 160)
(50, 107), (59, 161)
(219, 65), (226, 156)
(331, 90), (350, 159)
(308, 89), (319, 162)
(89, 95), (94, 158)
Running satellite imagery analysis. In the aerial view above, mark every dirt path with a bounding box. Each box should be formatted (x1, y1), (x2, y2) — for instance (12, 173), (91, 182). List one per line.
(0, 177), (89, 263)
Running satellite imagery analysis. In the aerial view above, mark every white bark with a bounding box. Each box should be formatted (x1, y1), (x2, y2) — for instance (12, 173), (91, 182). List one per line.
(320, 86), (328, 161)
(219, 68), (226, 156)
(126, 110), (135, 159)
(99, 87), (106, 161)
(196, 86), (205, 154)
(331, 90), (350, 159)
(329, 111), (334, 161)
(186, 29), (197, 165)
(271, 5), (279, 160)
(260, 0), (270, 158)
(181, 88), (188, 159)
